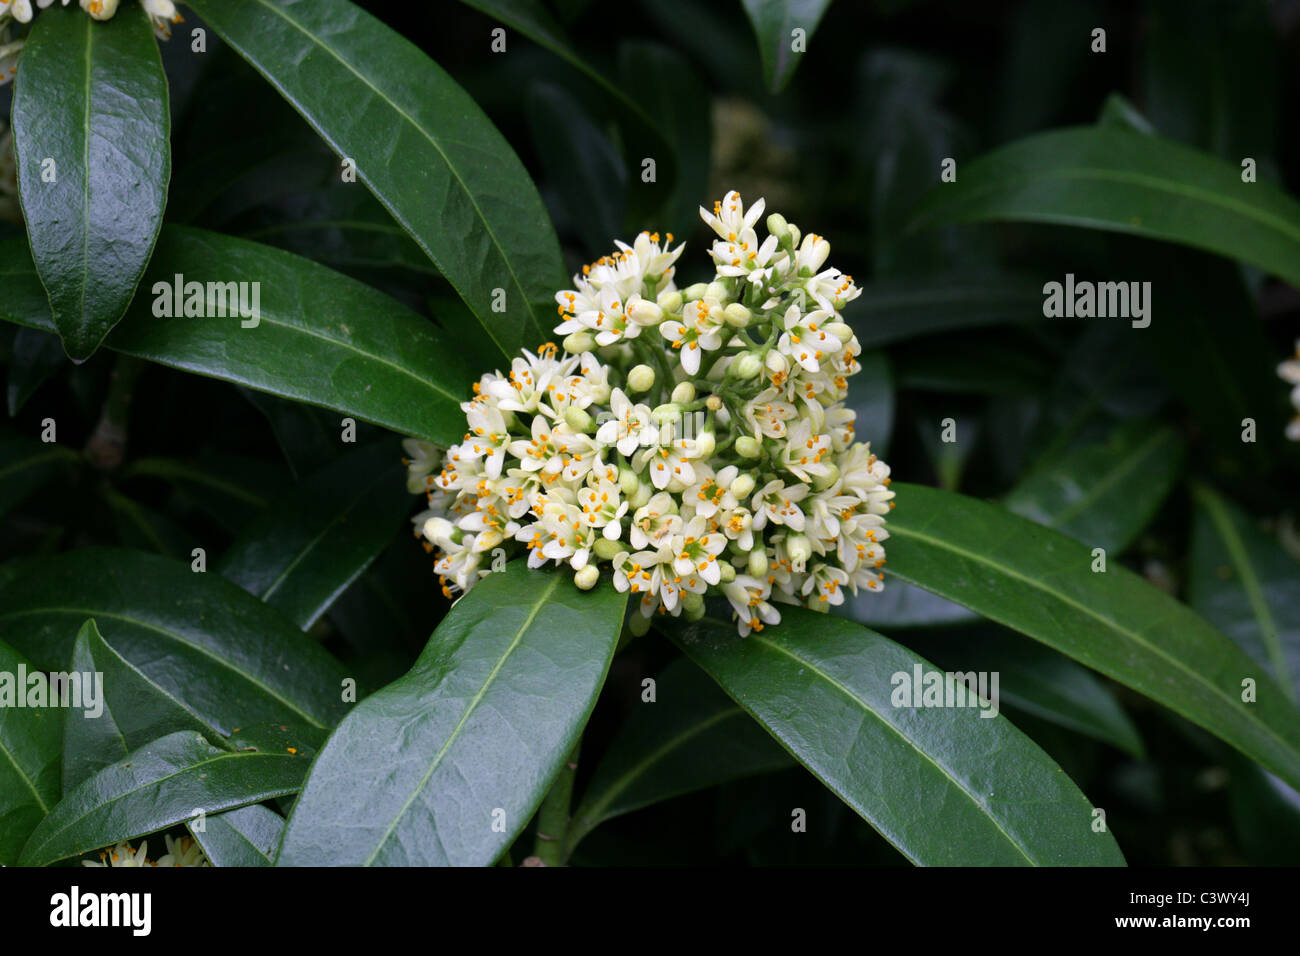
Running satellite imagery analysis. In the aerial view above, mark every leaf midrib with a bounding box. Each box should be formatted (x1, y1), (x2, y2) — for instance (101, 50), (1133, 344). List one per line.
(1042, 428), (1175, 528)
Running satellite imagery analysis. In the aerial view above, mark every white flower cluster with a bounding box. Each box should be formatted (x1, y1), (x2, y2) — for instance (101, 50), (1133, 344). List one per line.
(1, 0), (182, 80)
(405, 191), (894, 636)
(1280, 340), (1300, 441)
(81, 834), (209, 867)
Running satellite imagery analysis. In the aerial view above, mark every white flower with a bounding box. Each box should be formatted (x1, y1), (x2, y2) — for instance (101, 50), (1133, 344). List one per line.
(83, 840), (152, 867)
(751, 479), (808, 532)
(628, 491), (682, 550)
(637, 434), (702, 491)
(776, 304), (842, 374)
(670, 516), (728, 586)
(579, 475), (628, 541)
(722, 575), (782, 636)
(700, 190), (766, 243)
(5, 0), (33, 24)
(1280, 341), (1300, 441)
(780, 418), (834, 483)
(155, 834), (210, 867)
(595, 388), (655, 456)
(659, 297), (727, 376)
(80, 0), (119, 21)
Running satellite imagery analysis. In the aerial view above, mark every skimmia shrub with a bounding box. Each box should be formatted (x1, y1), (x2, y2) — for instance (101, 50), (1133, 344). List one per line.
(0, 0), (1298, 876)
(409, 192), (895, 635)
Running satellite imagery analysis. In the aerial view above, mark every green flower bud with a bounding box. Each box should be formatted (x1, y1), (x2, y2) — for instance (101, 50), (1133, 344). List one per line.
(719, 561), (737, 583)
(564, 406), (594, 432)
(627, 613), (651, 637)
(812, 463), (840, 491)
(562, 331), (595, 354)
(593, 537), (623, 561)
(618, 467), (640, 497)
(766, 212), (788, 239)
(736, 436), (762, 458)
(630, 480), (653, 509)
(730, 473), (756, 499)
(731, 352), (762, 380)
(682, 282), (709, 301)
(705, 281), (729, 301)
(723, 303), (751, 327)
(670, 381), (696, 404)
(747, 549), (768, 577)
(657, 290), (683, 313)
(681, 590), (705, 620)
(694, 432), (716, 457)
(787, 534), (812, 566)
(627, 364), (656, 393)
(705, 394), (723, 411)
(765, 351), (788, 376)
(574, 565), (599, 590)
(652, 403), (681, 425)
(825, 321), (854, 343)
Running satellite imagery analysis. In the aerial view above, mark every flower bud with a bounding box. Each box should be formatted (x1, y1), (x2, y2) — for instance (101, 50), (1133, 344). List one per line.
(681, 591), (705, 620)
(671, 381), (696, 404)
(705, 281), (729, 301)
(594, 538), (623, 561)
(626, 299), (663, 325)
(651, 403), (681, 425)
(731, 352), (762, 380)
(682, 282), (709, 301)
(825, 321), (854, 343)
(788, 224), (801, 249)
(618, 467), (640, 497)
(423, 516), (454, 544)
(766, 213), (788, 239)
(787, 533), (812, 567)
(564, 406), (594, 432)
(723, 303), (751, 327)
(812, 463), (840, 491)
(747, 549), (768, 577)
(630, 480), (653, 509)
(657, 289), (683, 313)
(799, 233), (830, 272)
(730, 474), (756, 499)
(705, 356), (730, 382)
(694, 432), (716, 457)
(627, 364), (656, 393)
(627, 613), (651, 636)
(705, 394), (723, 411)
(736, 436), (762, 458)
(574, 565), (600, 590)
(718, 561), (737, 583)
(764, 351), (788, 376)
(562, 331), (595, 354)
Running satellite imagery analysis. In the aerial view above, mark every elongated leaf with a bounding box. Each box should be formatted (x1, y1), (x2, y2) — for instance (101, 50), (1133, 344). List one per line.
(0, 434), (78, 522)
(1189, 484), (1299, 701)
(568, 658), (791, 856)
(843, 578), (978, 629)
(6, 327), (66, 415)
(672, 611), (1124, 865)
(277, 564), (625, 866)
(1005, 420), (1186, 553)
(240, 389), (345, 479)
(0, 638), (62, 864)
(740, 0), (833, 93)
(186, 0), (563, 361)
(909, 127), (1300, 288)
(188, 804), (285, 867)
(19, 730), (310, 866)
(884, 483), (1300, 790)
(218, 442), (411, 629)
(121, 453), (284, 532)
(63, 619), (216, 793)
(102, 487), (192, 560)
(847, 274), (1045, 350)
(12, 3), (169, 359)
(0, 548), (350, 734)
(0, 228), (477, 445)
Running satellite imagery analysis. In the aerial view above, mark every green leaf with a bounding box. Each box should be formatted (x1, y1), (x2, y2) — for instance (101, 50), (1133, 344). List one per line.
(739, 0), (833, 93)
(11, 3), (170, 360)
(6, 327), (66, 415)
(121, 453), (283, 533)
(187, 804), (285, 867)
(884, 483), (1300, 790)
(567, 658), (792, 857)
(19, 730), (311, 867)
(0, 434), (78, 522)
(240, 389), (346, 479)
(1005, 419), (1186, 553)
(847, 349), (893, 459)
(186, 0), (563, 361)
(0, 638), (62, 865)
(0, 547), (350, 734)
(671, 610), (1125, 865)
(217, 442), (412, 630)
(0, 227), (478, 445)
(62, 619), (217, 793)
(847, 274), (1046, 350)
(102, 487), (193, 560)
(276, 564), (626, 866)
(1189, 484), (1299, 702)
(909, 127), (1300, 288)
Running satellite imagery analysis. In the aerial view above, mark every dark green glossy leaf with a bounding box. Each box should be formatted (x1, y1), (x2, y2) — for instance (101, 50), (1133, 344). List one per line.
(240, 389), (345, 479)
(847, 274), (1045, 350)
(1005, 419), (1186, 553)
(0, 227), (477, 445)
(12, 3), (169, 359)
(842, 578), (978, 630)
(739, 0), (833, 93)
(909, 127), (1300, 288)
(188, 804), (285, 867)
(672, 610), (1125, 865)
(19, 730), (311, 866)
(0, 434), (78, 522)
(102, 487), (192, 560)
(63, 619), (216, 793)
(567, 658), (792, 856)
(0, 638), (62, 864)
(276, 564), (625, 866)
(1189, 483), (1300, 701)
(885, 483), (1300, 790)
(121, 453), (283, 533)
(187, 0), (562, 361)
(6, 327), (66, 415)
(218, 442), (411, 630)
(0, 547), (350, 735)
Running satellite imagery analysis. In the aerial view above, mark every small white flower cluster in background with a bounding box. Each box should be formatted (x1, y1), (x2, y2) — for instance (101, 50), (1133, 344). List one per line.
(405, 191), (894, 637)
(81, 834), (210, 867)
(1, 0), (182, 83)
(1280, 340), (1300, 441)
